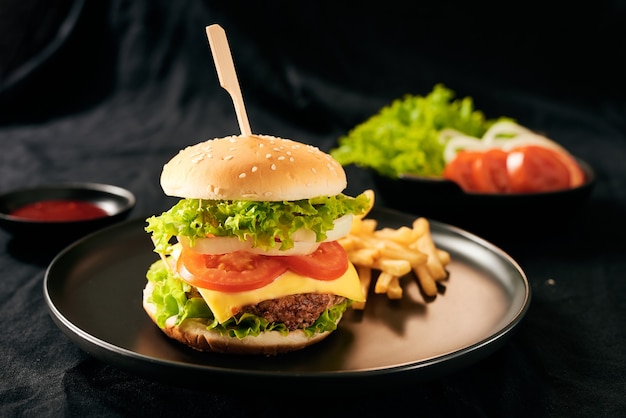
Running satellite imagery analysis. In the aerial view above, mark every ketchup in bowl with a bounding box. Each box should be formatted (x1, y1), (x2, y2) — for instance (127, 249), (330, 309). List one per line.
(10, 199), (108, 222)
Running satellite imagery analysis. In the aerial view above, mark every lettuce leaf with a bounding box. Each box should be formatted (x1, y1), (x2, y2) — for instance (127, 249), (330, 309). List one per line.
(330, 84), (512, 178)
(145, 260), (349, 338)
(145, 192), (370, 254)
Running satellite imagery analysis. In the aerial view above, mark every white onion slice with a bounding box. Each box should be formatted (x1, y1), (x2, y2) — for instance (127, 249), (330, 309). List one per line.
(492, 134), (567, 153)
(443, 136), (487, 162)
(442, 121), (570, 163)
(177, 214), (354, 256)
(481, 120), (535, 144)
(291, 228), (316, 242)
(178, 235), (254, 254)
(246, 241), (320, 256)
(326, 214), (353, 242)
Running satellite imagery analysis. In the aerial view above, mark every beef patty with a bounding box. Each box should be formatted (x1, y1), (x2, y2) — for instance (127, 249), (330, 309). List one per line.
(241, 293), (346, 330)
(187, 287), (345, 330)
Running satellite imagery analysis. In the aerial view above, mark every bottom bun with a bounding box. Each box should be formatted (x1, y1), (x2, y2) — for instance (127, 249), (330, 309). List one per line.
(142, 282), (340, 355)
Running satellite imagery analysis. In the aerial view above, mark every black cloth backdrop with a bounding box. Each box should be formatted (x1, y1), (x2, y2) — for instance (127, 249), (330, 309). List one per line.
(1, 1), (625, 417)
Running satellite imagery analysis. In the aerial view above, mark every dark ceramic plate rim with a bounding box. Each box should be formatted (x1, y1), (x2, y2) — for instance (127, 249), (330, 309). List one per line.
(0, 182), (136, 224)
(43, 207), (531, 391)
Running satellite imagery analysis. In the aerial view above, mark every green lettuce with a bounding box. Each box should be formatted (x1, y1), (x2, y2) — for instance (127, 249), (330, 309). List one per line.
(145, 193), (370, 254)
(330, 84), (512, 178)
(146, 260), (348, 338)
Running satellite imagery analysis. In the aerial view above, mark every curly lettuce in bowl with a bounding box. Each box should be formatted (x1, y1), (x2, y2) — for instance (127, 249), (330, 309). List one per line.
(330, 84), (512, 178)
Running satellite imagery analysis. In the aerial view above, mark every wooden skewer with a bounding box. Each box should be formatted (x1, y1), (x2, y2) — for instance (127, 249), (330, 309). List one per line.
(206, 24), (252, 136)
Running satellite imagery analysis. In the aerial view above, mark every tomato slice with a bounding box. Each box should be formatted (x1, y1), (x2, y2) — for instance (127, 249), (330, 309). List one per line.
(442, 151), (483, 192)
(506, 145), (571, 193)
(443, 144), (585, 194)
(177, 241), (349, 292)
(471, 148), (510, 193)
(279, 241), (349, 280)
(549, 148), (586, 188)
(177, 249), (288, 292)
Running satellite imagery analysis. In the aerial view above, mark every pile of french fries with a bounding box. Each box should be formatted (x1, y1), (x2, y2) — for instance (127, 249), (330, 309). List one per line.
(339, 190), (451, 309)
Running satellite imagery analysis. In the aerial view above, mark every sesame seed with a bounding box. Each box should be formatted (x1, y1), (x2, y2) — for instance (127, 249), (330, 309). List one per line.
(224, 155), (233, 160)
(239, 173), (246, 178)
(289, 157), (294, 162)
(251, 166), (258, 172)
(271, 164), (276, 170)
(265, 153), (272, 159)
(278, 156), (285, 161)
(229, 147), (237, 151)
(311, 168), (317, 174)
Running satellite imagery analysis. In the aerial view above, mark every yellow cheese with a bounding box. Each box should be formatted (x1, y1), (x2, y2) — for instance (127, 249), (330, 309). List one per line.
(196, 262), (365, 323)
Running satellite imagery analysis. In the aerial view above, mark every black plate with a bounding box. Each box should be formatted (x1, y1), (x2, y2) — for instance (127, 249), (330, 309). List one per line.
(44, 207), (530, 392)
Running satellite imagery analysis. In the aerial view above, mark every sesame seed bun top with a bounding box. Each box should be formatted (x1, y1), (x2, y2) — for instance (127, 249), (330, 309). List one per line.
(160, 134), (347, 201)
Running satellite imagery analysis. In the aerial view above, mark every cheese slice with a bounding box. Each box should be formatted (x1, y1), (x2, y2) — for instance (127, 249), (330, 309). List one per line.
(195, 262), (365, 323)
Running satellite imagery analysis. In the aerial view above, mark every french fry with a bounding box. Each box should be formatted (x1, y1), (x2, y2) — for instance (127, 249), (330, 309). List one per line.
(412, 217), (448, 280)
(347, 248), (380, 266)
(437, 248), (451, 265)
(374, 271), (395, 294)
(413, 263), (438, 297)
(358, 218), (378, 234)
(386, 276), (403, 299)
(337, 236), (357, 252)
(374, 226), (419, 244)
(338, 190), (451, 308)
(372, 258), (412, 276)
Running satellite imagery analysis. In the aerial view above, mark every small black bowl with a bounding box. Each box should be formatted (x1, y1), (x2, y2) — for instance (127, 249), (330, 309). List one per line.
(372, 158), (595, 247)
(0, 183), (136, 244)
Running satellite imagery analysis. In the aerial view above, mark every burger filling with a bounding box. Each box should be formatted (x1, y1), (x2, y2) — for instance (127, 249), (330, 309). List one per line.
(145, 193), (371, 255)
(146, 259), (349, 338)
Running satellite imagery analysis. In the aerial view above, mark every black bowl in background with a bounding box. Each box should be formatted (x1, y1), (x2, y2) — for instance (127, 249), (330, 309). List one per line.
(371, 158), (595, 248)
(0, 183), (136, 245)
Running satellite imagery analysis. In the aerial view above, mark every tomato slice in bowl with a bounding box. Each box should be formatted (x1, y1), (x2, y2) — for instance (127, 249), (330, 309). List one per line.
(279, 241), (349, 280)
(549, 148), (586, 188)
(472, 148), (510, 193)
(506, 145), (571, 193)
(443, 151), (483, 192)
(177, 248), (288, 292)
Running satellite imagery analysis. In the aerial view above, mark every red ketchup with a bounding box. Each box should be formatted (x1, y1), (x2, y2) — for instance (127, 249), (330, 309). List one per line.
(10, 199), (108, 221)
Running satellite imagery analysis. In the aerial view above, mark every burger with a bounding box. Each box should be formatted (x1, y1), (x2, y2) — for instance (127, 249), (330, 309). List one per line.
(143, 134), (370, 355)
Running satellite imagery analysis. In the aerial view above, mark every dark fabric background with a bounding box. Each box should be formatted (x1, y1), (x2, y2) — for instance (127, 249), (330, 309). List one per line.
(1, 1), (625, 417)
